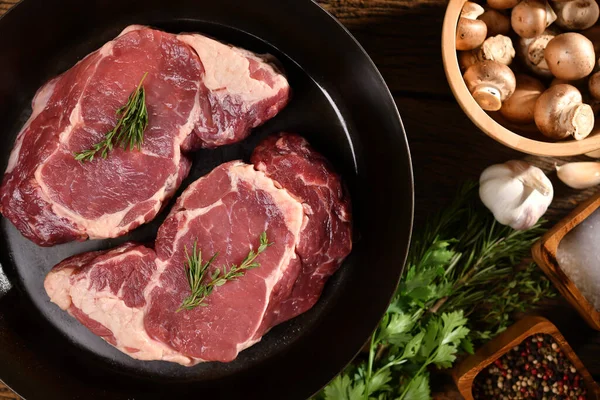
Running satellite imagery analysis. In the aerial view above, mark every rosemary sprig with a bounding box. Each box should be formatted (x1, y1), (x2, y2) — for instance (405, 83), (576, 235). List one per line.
(177, 232), (272, 312)
(74, 72), (149, 162)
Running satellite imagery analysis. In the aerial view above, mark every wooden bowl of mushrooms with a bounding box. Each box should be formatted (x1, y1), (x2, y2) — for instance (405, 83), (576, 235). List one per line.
(442, 0), (600, 156)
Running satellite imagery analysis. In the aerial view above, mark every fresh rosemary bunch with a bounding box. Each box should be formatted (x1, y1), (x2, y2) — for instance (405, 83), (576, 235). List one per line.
(316, 183), (556, 400)
(177, 232), (272, 312)
(74, 72), (149, 162)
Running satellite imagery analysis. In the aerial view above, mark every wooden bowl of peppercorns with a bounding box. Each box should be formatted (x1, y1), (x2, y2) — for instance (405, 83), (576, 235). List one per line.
(453, 316), (600, 400)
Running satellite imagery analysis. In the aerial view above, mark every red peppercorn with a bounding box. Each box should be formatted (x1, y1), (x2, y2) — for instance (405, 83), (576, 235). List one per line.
(531, 368), (538, 375)
(524, 363), (530, 370)
(521, 351), (527, 357)
(579, 396), (586, 400)
(564, 374), (569, 381)
(547, 369), (554, 377)
(537, 342), (543, 348)
(543, 375), (548, 381)
(520, 388), (526, 393)
(495, 360), (503, 368)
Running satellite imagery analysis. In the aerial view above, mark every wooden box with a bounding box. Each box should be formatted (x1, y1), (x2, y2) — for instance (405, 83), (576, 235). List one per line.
(453, 316), (600, 400)
(532, 192), (600, 330)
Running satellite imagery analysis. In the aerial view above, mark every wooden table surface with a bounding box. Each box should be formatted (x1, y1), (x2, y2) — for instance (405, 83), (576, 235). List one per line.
(1, 0), (599, 399)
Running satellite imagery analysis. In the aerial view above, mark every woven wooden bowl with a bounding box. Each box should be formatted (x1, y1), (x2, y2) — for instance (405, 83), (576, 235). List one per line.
(442, 0), (600, 156)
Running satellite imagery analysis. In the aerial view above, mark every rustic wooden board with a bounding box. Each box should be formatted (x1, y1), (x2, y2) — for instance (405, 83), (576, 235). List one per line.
(1, 0), (599, 399)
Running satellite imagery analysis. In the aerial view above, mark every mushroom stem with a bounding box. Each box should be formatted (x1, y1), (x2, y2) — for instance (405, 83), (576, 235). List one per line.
(567, 103), (595, 140)
(479, 34), (515, 65)
(471, 84), (504, 111)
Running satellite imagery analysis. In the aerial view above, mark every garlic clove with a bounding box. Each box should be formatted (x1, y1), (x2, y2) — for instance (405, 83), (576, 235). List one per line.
(480, 160), (553, 230)
(556, 162), (600, 189)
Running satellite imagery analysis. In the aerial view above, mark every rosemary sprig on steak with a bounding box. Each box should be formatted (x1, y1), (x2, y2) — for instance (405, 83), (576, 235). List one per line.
(177, 232), (273, 312)
(74, 72), (149, 162)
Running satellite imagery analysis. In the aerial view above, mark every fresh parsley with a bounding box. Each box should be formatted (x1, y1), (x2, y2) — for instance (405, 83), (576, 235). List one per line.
(316, 183), (555, 400)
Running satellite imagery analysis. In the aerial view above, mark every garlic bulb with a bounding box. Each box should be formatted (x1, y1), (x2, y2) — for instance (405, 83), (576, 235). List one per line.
(479, 160), (553, 230)
(556, 162), (600, 189)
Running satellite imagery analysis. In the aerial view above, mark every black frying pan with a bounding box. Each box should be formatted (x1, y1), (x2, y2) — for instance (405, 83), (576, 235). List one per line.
(0, 0), (413, 398)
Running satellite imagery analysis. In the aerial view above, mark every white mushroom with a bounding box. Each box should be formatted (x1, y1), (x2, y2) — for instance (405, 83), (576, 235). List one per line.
(545, 32), (596, 80)
(518, 27), (558, 77)
(512, 0), (557, 38)
(464, 60), (517, 111)
(458, 50), (480, 71)
(480, 9), (512, 36)
(478, 34), (516, 65)
(500, 74), (546, 123)
(534, 84), (594, 140)
(488, 0), (521, 10)
(554, 0), (599, 30)
(457, 2), (488, 50)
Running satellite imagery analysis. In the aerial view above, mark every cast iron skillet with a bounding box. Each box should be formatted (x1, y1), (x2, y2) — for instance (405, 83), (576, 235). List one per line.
(0, 0), (413, 398)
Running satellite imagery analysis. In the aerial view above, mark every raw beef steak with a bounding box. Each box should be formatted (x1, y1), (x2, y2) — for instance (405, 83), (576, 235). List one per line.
(45, 161), (305, 364)
(1, 26), (289, 246)
(251, 133), (352, 325)
(43, 243), (192, 365)
(146, 161), (305, 362)
(45, 134), (352, 365)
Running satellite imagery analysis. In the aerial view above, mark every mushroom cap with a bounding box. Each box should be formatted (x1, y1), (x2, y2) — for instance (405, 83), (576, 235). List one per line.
(534, 84), (594, 140)
(518, 28), (558, 77)
(555, 0), (599, 30)
(500, 74), (546, 123)
(456, 18), (488, 50)
(479, 9), (511, 37)
(545, 32), (596, 80)
(461, 1), (485, 19)
(464, 60), (517, 111)
(589, 71), (600, 99)
(479, 34), (516, 65)
(487, 0), (520, 10)
(512, 0), (555, 39)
